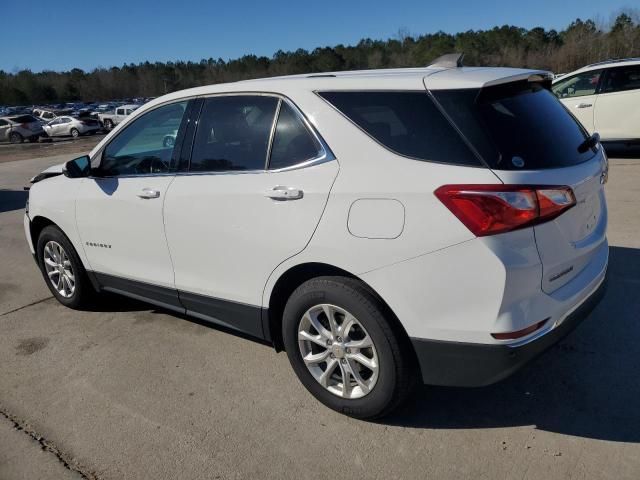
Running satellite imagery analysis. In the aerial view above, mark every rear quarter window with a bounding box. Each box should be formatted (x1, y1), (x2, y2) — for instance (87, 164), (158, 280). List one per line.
(318, 91), (481, 167)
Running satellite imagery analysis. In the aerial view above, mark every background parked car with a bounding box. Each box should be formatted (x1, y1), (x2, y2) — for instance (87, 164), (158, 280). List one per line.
(552, 57), (640, 143)
(0, 115), (44, 143)
(98, 104), (140, 130)
(33, 109), (59, 122)
(42, 116), (101, 138)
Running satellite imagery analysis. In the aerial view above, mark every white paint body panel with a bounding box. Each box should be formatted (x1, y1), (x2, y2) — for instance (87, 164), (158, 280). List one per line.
(75, 176), (176, 287)
(494, 151), (608, 294)
(26, 174), (91, 268)
(593, 89), (640, 140)
(164, 161), (339, 305)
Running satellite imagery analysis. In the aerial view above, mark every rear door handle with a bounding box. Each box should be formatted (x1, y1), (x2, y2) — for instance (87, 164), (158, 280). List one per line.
(137, 188), (160, 199)
(576, 103), (593, 108)
(265, 186), (303, 200)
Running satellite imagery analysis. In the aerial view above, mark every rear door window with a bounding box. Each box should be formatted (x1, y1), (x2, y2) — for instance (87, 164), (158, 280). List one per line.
(190, 95), (279, 172)
(600, 65), (640, 94)
(268, 102), (323, 170)
(318, 91), (480, 166)
(433, 82), (596, 170)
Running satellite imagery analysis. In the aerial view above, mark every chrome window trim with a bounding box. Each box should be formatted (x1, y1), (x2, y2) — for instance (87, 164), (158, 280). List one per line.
(91, 91), (336, 179)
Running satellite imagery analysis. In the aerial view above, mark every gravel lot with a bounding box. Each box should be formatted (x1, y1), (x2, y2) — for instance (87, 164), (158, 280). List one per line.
(0, 142), (639, 480)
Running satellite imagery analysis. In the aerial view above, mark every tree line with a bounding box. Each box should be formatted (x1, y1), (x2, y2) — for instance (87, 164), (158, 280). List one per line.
(1, 13), (639, 106)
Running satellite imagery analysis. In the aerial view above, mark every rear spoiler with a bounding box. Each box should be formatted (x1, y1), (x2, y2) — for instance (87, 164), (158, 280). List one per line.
(424, 68), (554, 91)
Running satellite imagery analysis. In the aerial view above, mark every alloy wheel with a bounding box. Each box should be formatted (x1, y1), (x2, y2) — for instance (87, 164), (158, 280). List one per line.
(298, 304), (379, 399)
(43, 241), (75, 298)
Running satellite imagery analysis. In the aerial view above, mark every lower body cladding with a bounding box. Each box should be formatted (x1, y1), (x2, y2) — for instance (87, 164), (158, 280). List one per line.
(92, 273), (268, 341)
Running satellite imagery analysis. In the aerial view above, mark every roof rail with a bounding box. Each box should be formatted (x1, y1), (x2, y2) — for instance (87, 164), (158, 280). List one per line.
(427, 53), (464, 69)
(586, 57), (640, 68)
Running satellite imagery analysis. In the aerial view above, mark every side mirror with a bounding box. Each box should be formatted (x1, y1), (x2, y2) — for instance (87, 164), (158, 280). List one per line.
(63, 155), (91, 178)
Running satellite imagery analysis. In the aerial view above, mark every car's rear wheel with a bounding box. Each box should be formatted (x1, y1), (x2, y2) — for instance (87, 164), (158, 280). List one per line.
(9, 132), (23, 144)
(28, 136), (39, 143)
(70, 128), (80, 138)
(103, 119), (113, 130)
(282, 276), (416, 419)
(37, 226), (95, 309)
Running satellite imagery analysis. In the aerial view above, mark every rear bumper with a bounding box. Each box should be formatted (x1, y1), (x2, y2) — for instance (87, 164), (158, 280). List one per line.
(411, 272), (608, 387)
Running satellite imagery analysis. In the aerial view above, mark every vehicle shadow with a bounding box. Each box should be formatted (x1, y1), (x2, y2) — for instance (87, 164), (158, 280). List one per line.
(0, 189), (28, 213)
(382, 245), (640, 443)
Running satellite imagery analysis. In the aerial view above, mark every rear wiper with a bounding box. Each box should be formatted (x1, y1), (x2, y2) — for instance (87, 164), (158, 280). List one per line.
(578, 132), (600, 153)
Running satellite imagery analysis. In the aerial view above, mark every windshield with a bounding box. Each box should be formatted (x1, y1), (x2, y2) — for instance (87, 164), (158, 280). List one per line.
(432, 82), (596, 170)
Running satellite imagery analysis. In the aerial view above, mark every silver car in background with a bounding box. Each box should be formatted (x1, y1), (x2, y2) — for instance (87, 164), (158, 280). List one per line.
(42, 116), (101, 138)
(0, 115), (44, 143)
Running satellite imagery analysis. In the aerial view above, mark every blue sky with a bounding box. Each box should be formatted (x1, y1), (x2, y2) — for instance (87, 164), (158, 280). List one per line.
(4, 0), (637, 72)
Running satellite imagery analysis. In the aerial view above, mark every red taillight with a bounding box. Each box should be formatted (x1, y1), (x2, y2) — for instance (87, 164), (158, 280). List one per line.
(434, 184), (576, 237)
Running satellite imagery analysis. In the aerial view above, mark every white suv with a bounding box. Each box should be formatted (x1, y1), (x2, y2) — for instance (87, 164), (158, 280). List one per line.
(552, 58), (640, 144)
(25, 65), (609, 418)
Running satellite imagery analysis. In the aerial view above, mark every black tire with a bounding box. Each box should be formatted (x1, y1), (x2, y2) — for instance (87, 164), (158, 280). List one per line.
(36, 225), (96, 309)
(282, 276), (416, 419)
(70, 128), (80, 138)
(27, 136), (39, 143)
(9, 132), (23, 144)
(103, 119), (113, 130)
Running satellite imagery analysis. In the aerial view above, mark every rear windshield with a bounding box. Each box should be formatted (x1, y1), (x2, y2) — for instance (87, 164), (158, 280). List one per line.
(432, 82), (596, 170)
(318, 91), (481, 166)
(10, 115), (38, 124)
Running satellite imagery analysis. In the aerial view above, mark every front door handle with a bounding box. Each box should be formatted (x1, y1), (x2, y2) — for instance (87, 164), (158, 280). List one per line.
(137, 188), (160, 199)
(576, 103), (593, 108)
(265, 186), (304, 200)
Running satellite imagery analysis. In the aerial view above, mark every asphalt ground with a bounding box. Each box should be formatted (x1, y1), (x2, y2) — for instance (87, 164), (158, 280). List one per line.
(0, 143), (639, 480)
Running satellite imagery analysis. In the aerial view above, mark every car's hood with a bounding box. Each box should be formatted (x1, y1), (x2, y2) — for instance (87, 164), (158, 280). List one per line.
(30, 162), (65, 183)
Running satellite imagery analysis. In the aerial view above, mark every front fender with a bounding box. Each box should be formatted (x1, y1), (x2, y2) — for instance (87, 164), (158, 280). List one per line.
(27, 176), (89, 268)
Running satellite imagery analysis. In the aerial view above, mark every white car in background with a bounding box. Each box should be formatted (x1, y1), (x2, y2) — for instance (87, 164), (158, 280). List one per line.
(42, 116), (101, 138)
(552, 58), (640, 144)
(25, 61), (609, 418)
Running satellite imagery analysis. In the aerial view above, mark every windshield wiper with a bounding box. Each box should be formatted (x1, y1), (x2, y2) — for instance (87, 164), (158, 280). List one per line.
(578, 132), (600, 154)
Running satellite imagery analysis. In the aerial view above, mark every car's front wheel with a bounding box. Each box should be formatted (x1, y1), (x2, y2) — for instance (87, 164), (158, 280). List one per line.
(9, 132), (23, 144)
(37, 226), (95, 309)
(283, 276), (416, 419)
